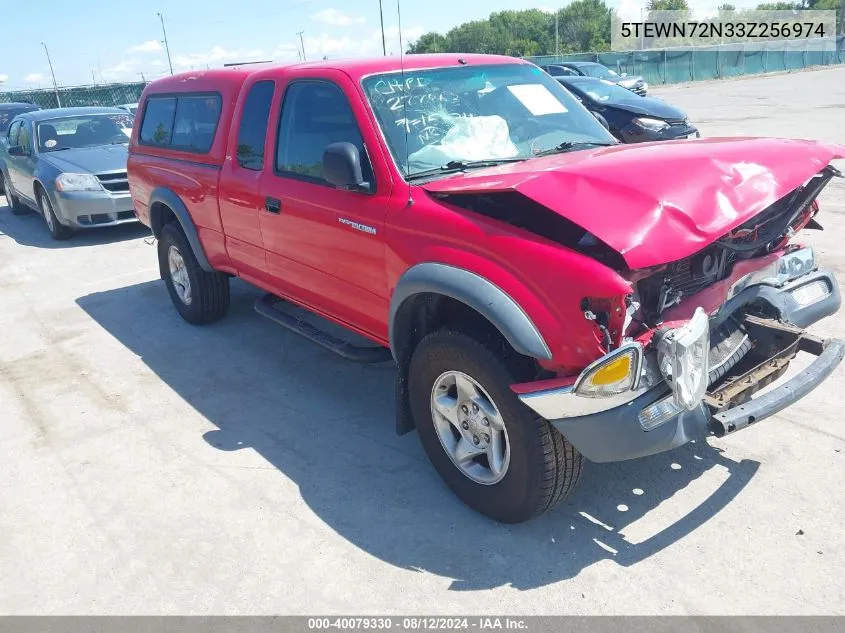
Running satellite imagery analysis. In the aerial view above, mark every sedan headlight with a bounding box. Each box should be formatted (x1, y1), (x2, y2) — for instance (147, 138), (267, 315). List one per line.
(641, 82), (649, 91)
(656, 307), (710, 410)
(55, 173), (103, 192)
(633, 117), (670, 131)
(575, 343), (643, 398)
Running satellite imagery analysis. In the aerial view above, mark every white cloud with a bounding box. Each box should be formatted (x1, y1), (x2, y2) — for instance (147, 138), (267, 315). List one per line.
(127, 40), (163, 54)
(173, 45), (268, 69)
(311, 9), (366, 27)
(0, 73), (8, 84)
(289, 24), (425, 60)
(24, 73), (45, 84)
(101, 59), (142, 81)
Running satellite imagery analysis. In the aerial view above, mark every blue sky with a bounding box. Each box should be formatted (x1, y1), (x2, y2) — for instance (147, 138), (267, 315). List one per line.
(0, 0), (754, 89)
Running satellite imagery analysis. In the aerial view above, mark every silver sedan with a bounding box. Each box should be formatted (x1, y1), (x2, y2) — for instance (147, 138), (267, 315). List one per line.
(0, 106), (137, 240)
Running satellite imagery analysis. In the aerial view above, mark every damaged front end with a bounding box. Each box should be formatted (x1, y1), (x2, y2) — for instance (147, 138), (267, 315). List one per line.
(513, 164), (844, 463)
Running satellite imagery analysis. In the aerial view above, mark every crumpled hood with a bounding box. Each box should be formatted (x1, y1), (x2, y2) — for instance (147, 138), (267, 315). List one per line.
(41, 144), (128, 174)
(422, 137), (845, 269)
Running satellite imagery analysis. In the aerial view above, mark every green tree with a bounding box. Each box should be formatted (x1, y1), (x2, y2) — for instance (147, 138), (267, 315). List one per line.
(646, 0), (691, 10)
(558, 0), (613, 52)
(406, 2), (613, 55)
(406, 32), (449, 54)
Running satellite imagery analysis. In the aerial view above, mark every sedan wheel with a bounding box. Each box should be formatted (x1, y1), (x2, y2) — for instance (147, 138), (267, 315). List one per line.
(39, 190), (71, 240)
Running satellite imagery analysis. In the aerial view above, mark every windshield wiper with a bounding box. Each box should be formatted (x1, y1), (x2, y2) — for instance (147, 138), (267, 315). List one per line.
(407, 157), (526, 181)
(534, 141), (617, 157)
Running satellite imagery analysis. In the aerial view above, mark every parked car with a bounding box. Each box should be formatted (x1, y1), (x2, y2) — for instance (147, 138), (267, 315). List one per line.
(0, 107), (137, 239)
(542, 61), (648, 95)
(0, 102), (40, 134)
(0, 103), (40, 194)
(117, 103), (139, 116)
(128, 54), (843, 523)
(557, 76), (699, 142)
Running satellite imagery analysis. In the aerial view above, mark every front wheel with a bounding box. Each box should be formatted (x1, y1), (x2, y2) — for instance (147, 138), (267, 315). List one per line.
(158, 222), (230, 325)
(409, 330), (583, 523)
(39, 189), (72, 239)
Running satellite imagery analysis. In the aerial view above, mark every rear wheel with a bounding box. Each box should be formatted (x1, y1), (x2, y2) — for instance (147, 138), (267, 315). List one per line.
(409, 330), (583, 523)
(1, 171), (28, 216)
(158, 222), (230, 325)
(38, 189), (72, 239)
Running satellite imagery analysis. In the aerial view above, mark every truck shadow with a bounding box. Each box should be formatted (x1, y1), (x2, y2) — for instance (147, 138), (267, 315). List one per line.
(76, 279), (760, 591)
(0, 198), (151, 248)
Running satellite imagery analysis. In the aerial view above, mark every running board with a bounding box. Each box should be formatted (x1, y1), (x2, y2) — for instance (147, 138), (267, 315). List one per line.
(254, 294), (393, 364)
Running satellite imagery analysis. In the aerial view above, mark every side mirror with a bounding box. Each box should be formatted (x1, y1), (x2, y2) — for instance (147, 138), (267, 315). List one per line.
(323, 142), (369, 191)
(7, 145), (27, 157)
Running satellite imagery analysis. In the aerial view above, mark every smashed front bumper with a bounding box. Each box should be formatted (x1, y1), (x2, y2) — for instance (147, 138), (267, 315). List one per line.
(516, 270), (843, 463)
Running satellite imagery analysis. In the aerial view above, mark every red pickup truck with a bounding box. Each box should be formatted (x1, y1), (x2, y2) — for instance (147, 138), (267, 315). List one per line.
(128, 54), (844, 523)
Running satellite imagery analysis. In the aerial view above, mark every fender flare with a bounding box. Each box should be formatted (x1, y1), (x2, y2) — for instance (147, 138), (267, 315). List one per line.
(148, 187), (213, 272)
(388, 263), (552, 363)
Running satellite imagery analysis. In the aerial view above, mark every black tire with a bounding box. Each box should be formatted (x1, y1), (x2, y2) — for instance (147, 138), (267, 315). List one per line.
(409, 330), (583, 523)
(1, 171), (29, 216)
(158, 222), (230, 325)
(38, 189), (72, 239)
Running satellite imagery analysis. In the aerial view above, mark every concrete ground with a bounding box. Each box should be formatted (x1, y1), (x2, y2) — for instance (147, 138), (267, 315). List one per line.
(1, 66), (844, 615)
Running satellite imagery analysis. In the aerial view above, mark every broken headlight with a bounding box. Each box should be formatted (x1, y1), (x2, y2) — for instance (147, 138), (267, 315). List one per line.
(728, 247), (816, 299)
(656, 307), (710, 410)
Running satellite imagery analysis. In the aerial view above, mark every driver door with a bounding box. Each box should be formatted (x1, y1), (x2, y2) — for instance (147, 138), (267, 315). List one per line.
(7, 120), (36, 201)
(257, 71), (395, 341)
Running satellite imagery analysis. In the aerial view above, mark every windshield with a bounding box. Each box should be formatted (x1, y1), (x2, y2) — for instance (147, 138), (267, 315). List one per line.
(361, 63), (616, 177)
(37, 113), (133, 152)
(581, 64), (619, 79)
(573, 79), (639, 103)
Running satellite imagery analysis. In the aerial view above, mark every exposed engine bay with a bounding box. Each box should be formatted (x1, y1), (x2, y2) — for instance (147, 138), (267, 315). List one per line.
(632, 164), (839, 327)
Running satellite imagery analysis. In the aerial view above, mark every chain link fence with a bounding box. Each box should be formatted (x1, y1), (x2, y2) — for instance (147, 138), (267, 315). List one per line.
(0, 82), (146, 109)
(528, 35), (845, 85)
(3, 36), (845, 107)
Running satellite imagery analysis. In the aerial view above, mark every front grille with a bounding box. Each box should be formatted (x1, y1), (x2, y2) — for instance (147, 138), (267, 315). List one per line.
(662, 250), (737, 297)
(96, 171), (129, 193)
(638, 245), (738, 321)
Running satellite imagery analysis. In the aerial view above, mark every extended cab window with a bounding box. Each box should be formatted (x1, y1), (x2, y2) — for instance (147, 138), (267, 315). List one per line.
(140, 94), (221, 152)
(140, 97), (176, 146)
(275, 81), (372, 187)
(237, 80), (275, 170)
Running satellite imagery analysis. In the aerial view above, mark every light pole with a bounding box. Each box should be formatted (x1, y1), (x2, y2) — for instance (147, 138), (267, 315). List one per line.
(378, 0), (387, 56)
(555, 10), (559, 57)
(157, 12), (174, 75)
(297, 31), (307, 61)
(41, 42), (61, 108)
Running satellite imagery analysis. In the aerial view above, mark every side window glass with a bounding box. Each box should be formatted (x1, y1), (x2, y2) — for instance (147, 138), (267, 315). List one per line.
(275, 81), (372, 187)
(172, 95), (222, 152)
(18, 123), (31, 151)
(237, 80), (275, 170)
(140, 97), (177, 146)
(8, 121), (21, 146)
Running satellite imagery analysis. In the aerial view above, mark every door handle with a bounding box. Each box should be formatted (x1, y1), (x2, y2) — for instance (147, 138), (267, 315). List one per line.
(265, 197), (282, 214)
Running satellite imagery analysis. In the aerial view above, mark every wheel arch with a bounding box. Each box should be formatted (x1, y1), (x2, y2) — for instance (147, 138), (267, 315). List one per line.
(148, 187), (213, 272)
(388, 263), (552, 369)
